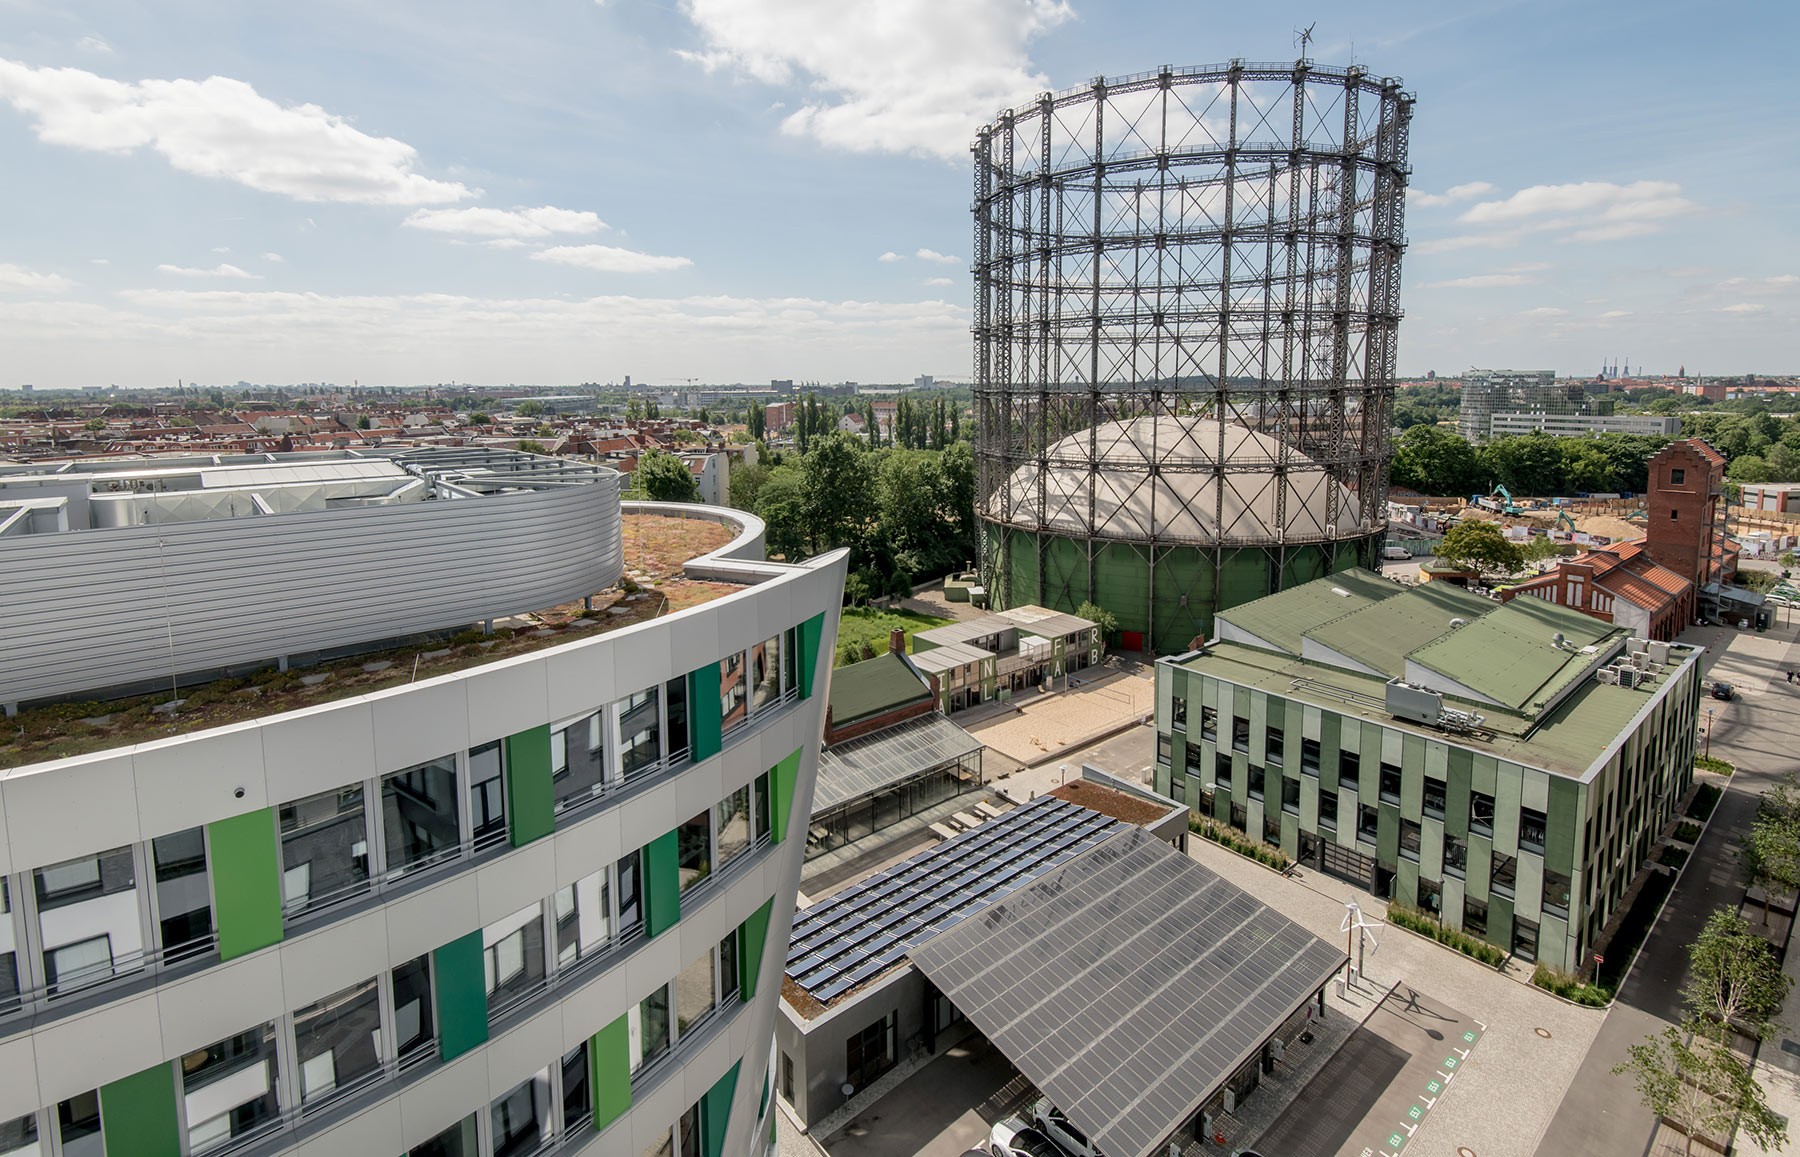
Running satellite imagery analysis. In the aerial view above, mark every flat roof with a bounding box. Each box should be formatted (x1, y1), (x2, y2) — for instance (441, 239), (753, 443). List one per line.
(915, 603), (1094, 649)
(1407, 595), (1619, 713)
(910, 827), (1346, 1157)
(908, 640), (991, 671)
(826, 651), (933, 728)
(784, 796), (1122, 1010)
(1213, 567), (1402, 654)
(813, 713), (983, 815)
(1300, 581), (1497, 678)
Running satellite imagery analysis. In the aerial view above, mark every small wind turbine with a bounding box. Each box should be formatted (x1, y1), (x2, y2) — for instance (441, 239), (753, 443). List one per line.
(1295, 22), (1317, 59)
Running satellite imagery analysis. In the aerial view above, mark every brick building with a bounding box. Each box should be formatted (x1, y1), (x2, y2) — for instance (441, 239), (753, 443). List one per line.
(1644, 439), (1731, 591)
(1500, 540), (1694, 641)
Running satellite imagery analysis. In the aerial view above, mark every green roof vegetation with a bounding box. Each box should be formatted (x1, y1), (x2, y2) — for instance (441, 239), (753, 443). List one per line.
(1302, 582), (1498, 678)
(1406, 595), (1619, 714)
(827, 650), (933, 727)
(1213, 567), (1402, 655)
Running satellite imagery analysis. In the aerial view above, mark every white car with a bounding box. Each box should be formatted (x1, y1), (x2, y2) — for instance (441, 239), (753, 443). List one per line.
(989, 1116), (1066, 1157)
(1032, 1099), (1105, 1157)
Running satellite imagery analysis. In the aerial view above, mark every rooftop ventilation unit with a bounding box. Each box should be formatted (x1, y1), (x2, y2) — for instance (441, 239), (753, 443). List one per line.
(1448, 617), (1468, 628)
(1595, 668), (1620, 685)
(1551, 631), (1567, 649)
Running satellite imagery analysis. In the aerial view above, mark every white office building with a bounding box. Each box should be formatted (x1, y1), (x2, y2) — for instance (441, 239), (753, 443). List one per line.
(0, 449), (846, 1157)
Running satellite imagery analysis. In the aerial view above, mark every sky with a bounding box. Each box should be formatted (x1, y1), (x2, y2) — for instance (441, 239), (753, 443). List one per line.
(0, 0), (1793, 389)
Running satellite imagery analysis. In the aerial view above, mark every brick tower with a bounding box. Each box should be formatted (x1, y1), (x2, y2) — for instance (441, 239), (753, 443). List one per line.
(1644, 439), (1729, 591)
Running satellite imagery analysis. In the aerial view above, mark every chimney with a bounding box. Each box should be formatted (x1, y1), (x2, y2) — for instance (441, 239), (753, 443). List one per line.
(889, 629), (906, 655)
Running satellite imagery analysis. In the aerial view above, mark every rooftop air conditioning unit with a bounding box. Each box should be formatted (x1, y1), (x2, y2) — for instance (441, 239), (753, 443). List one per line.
(1596, 668), (1620, 685)
(1648, 640), (1672, 665)
(1617, 668), (1644, 689)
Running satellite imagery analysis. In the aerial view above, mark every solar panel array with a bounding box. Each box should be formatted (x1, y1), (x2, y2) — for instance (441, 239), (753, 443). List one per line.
(787, 796), (1122, 1004)
(909, 828), (1349, 1157)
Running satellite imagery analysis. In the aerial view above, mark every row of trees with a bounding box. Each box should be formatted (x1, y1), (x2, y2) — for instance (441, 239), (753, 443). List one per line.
(729, 434), (976, 603)
(1391, 426), (1674, 497)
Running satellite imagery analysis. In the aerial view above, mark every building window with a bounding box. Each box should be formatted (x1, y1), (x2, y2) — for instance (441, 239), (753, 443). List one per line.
(1200, 707), (1217, 741)
(846, 1011), (898, 1090)
(1519, 807), (1548, 854)
(1213, 754), (1233, 792)
(780, 1052), (795, 1103)
(678, 811), (712, 891)
(293, 976), (382, 1105)
(1379, 763), (1402, 805)
(552, 711), (606, 814)
(491, 1068), (551, 1157)
(382, 756), (460, 877)
(717, 786), (752, 868)
(58, 1093), (101, 1157)
(1319, 789), (1338, 830)
(1422, 778), (1447, 821)
(1232, 716), (1250, 754)
(1445, 834), (1468, 878)
(36, 846), (141, 995)
(1185, 742), (1204, 776)
(1670, 468), (1684, 485)
(152, 828), (214, 961)
(617, 849), (643, 935)
(1469, 791), (1496, 837)
(468, 741), (508, 845)
(0, 881), (17, 1014)
(675, 948), (716, 1039)
(1171, 697), (1187, 728)
(751, 636), (781, 714)
(1263, 810), (1282, 845)
(1357, 804), (1380, 844)
(182, 1024), (281, 1154)
(1513, 916), (1539, 963)
(1157, 733), (1172, 764)
(1669, 508), (1678, 521)
(1282, 776), (1301, 815)
(280, 786), (369, 918)
(720, 932), (740, 1003)
(1247, 765), (1265, 800)
(562, 1042), (592, 1131)
(484, 903), (547, 1015)
(1267, 727), (1285, 765)
(1463, 898), (1488, 937)
(783, 626), (799, 697)
(1301, 738), (1320, 775)
(553, 867), (611, 969)
(664, 676), (690, 763)
(392, 954), (435, 1060)
(755, 772), (772, 842)
(1544, 869), (1572, 920)
(1339, 752), (1361, 791)
(411, 1115), (477, 1157)
(631, 985), (672, 1074)
(1418, 877), (1442, 915)
(1231, 802), (1248, 832)
(1492, 853), (1517, 899)
(1400, 819), (1422, 861)
(0, 1116), (36, 1157)
(720, 653), (748, 732)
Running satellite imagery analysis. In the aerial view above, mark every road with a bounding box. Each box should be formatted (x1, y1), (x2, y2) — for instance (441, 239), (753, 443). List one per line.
(1534, 622), (1800, 1157)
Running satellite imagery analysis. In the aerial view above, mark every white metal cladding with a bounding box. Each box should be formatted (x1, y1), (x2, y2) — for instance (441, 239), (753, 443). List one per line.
(0, 477), (623, 706)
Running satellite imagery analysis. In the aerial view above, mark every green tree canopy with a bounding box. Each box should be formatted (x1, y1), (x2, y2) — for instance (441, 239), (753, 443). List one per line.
(635, 448), (700, 502)
(1437, 519), (1524, 575)
(1391, 425), (1482, 496)
(1682, 908), (1792, 1039)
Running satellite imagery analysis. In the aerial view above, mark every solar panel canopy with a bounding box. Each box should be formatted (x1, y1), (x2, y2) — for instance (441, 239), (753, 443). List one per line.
(909, 828), (1347, 1157)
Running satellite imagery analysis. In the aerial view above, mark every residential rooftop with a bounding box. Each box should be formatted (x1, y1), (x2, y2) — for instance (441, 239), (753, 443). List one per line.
(826, 650), (934, 728)
(0, 511), (740, 771)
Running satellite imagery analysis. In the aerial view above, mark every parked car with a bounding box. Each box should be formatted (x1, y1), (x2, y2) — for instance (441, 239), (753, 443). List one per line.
(1032, 1099), (1105, 1157)
(989, 1116), (1066, 1157)
(1711, 680), (1735, 701)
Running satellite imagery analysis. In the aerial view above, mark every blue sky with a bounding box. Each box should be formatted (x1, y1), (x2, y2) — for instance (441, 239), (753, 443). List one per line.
(0, 0), (1793, 388)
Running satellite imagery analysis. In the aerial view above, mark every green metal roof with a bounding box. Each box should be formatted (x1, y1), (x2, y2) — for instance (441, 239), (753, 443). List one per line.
(1176, 638), (1699, 781)
(1405, 596), (1621, 715)
(1301, 582), (1499, 678)
(827, 651), (934, 727)
(1212, 567), (1402, 655)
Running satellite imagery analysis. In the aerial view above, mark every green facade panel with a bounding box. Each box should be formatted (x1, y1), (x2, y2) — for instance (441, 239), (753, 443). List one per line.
(701, 1061), (741, 1157)
(644, 829), (681, 938)
(504, 724), (555, 847)
(207, 808), (282, 961)
(689, 664), (725, 761)
(1546, 775), (1580, 874)
(1488, 895), (1515, 948)
(1377, 803), (1400, 864)
(433, 930), (489, 1061)
(739, 897), (774, 1001)
(101, 1063), (180, 1157)
(592, 1013), (632, 1131)
(770, 748), (801, 845)
(798, 612), (826, 700)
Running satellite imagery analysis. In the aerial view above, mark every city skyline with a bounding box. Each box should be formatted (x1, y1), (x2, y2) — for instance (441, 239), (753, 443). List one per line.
(0, 0), (1793, 387)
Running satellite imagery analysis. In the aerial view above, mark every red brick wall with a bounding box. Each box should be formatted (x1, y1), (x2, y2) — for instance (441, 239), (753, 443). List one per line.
(1644, 442), (1720, 592)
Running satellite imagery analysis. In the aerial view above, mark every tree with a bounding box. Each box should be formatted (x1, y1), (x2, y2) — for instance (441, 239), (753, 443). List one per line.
(635, 449), (700, 502)
(468, 411), (491, 425)
(1683, 908), (1792, 1040)
(747, 400), (765, 441)
(1613, 1026), (1787, 1157)
(1521, 535), (1562, 564)
(728, 460), (770, 512)
(515, 400), (546, 417)
(1744, 783), (1800, 925)
(799, 434), (872, 556)
(516, 439), (550, 456)
(1391, 425), (1482, 496)
(755, 466), (808, 560)
(357, 415), (373, 430)
(1437, 520), (1525, 575)
(1075, 601), (1119, 644)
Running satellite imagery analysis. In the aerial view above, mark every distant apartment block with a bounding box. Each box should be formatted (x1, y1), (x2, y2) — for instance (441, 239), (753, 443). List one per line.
(1739, 482), (1800, 515)
(1458, 369), (1587, 442)
(1486, 412), (1681, 439)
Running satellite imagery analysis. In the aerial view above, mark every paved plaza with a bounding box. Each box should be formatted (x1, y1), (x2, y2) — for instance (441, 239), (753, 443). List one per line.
(961, 666), (1154, 767)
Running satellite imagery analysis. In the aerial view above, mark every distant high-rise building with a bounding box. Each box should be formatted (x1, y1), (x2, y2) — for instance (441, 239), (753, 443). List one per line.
(1457, 369), (1584, 442)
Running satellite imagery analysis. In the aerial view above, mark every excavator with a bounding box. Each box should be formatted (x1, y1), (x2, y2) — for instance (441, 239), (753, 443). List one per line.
(1555, 509), (1577, 534)
(1471, 483), (1525, 516)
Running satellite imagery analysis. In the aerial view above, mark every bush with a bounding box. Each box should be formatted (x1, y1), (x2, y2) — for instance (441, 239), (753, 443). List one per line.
(1695, 755), (1735, 775)
(1660, 845), (1691, 870)
(1596, 869), (1676, 990)
(1387, 904), (1507, 967)
(1532, 963), (1612, 1006)
(1188, 814), (1291, 871)
(1688, 782), (1723, 822)
(1672, 821), (1702, 844)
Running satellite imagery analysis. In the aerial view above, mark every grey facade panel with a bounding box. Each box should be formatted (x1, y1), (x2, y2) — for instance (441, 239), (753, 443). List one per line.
(1, 479), (623, 705)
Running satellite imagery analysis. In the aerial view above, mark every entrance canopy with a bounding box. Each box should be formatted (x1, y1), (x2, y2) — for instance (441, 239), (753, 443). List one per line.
(910, 828), (1346, 1157)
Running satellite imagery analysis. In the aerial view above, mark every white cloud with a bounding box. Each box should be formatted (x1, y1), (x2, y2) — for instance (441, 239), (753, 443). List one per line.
(211, 246), (231, 254)
(1408, 180), (1495, 208)
(89, 258), (109, 265)
(1598, 310), (1633, 320)
(75, 36), (113, 56)
(1518, 307), (1567, 319)
(1719, 303), (1767, 314)
(403, 205), (606, 240)
(261, 252), (284, 263)
(157, 263), (259, 279)
(1459, 180), (1690, 229)
(915, 248), (960, 265)
(0, 59), (473, 205)
(878, 251), (903, 263)
(0, 263), (73, 291)
(531, 245), (693, 273)
(924, 276), (953, 286)
(1424, 273), (1535, 289)
(676, 0), (1072, 159)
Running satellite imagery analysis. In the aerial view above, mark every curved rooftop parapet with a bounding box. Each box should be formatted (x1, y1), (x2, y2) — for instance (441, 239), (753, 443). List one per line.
(0, 448), (624, 708)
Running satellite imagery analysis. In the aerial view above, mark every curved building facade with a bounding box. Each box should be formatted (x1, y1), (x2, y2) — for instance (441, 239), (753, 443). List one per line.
(972, 62), (1413, 652)
(0, 488), (846, 1157)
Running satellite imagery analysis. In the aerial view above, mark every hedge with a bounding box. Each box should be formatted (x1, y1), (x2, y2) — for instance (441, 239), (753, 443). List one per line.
(1386, 903), (1506, 967)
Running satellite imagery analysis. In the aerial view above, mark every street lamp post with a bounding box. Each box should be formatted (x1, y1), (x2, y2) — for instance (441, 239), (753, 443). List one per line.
(1704, 707), (1715, 760)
